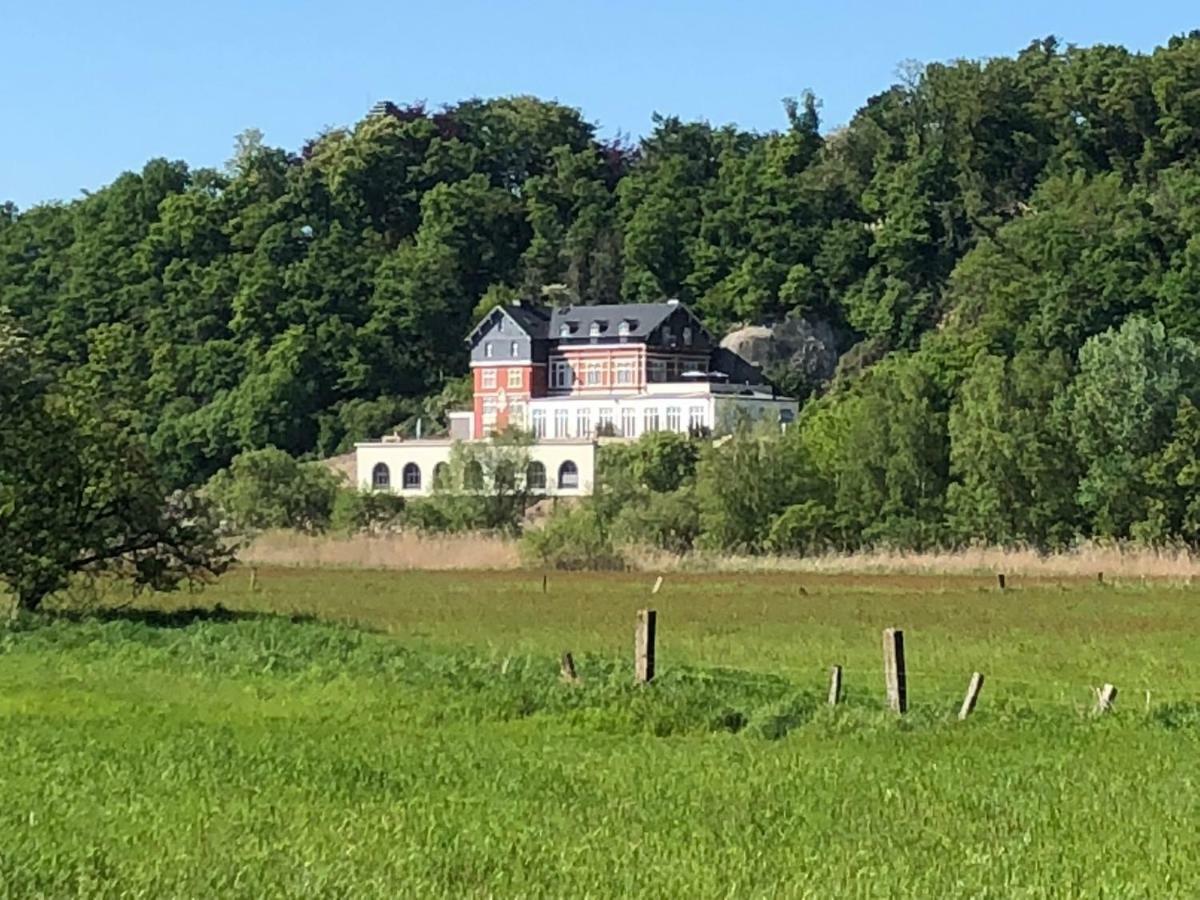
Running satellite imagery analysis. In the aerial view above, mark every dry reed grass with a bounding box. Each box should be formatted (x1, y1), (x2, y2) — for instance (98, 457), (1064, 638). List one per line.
(243, 531), (1200, 580)
(631, 542), (1200, 580)
(242, 530), (521, 570)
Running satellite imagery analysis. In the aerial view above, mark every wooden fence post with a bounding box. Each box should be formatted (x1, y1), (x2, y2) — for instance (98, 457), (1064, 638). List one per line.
(542, 574), (548, 594)
(1094, 683), (1117, 715)
(635, 609), (657, 684)
(652, 576), (664, 595)
(560, 651), (578, 683)
(828, 665), (843, 705)
(882, 628), (907, 714)
(959, 672), (985, 720)
(996, 573), (1006, 591)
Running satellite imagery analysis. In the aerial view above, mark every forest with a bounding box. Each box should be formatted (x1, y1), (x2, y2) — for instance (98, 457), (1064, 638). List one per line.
(4, 33), (1200, 554)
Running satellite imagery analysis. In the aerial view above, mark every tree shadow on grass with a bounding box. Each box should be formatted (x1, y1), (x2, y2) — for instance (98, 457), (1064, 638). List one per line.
(42, 603), (323, 630)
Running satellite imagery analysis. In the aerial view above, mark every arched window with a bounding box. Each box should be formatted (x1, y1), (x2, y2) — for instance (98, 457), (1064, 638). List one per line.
(402, 462), (421, 490)
(558, 460), (579, 490)
(433, 462), (449, 488)
(371, 463), (391, 490)
(464, 460), (484, 490)
(526, 461), (546, 492)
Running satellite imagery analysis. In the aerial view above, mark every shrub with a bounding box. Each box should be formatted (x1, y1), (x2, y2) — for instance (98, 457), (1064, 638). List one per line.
(520, 504), (624, 570)
(612, 487), (702, 554)
(330, 488), (406, 533)
(204, 447), (341, 534)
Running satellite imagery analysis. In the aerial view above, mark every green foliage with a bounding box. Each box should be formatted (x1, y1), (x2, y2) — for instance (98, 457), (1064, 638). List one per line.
(205, 447), (342, 534)
(0, 313), (233, 611)
(520, 504), (624, 570)
(330, 489), (407, 534)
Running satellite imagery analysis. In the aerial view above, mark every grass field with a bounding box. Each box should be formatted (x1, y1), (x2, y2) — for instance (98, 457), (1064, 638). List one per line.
(3, 569), (1200, 897)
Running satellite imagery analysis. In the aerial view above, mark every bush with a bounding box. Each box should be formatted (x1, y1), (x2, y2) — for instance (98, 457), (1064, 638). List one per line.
(764, 500), (836, 555)
(520, 504), (625, 570)
(330, 489), (406, 533)
(205, 447), (341, 534)
(611, 487), (702, 554)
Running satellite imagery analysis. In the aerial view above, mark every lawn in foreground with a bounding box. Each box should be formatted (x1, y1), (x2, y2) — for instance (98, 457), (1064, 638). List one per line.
(1, 570), (1198, 897)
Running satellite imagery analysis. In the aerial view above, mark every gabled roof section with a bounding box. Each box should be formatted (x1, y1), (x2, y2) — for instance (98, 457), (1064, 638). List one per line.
(465, 302), (551, 345)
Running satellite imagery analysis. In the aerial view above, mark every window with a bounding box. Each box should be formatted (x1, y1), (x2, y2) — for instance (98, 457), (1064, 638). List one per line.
(688, 405), (706, 431)
(526, 461), (546, 491)
(559, 323), (571, 337)
(433, 462), (448, 488)
(482, 399), (498, 425)
(558, 460), (579, 489)
(484, 342), (494, 358)
(510, 341), (519, 357)
(615, 360), (635, 385)
(585, 361), (604, 386)
(618, 320), (631, 337)
(683, 326), (693, 347)
(666, 406), (681, 432)
(402, 462), (421, 490)
(507, 368), (523, 389)
(551, 359), (573, 389)
(531, 409), (546, 438)
(589, 321), (601, 337)
(576, 408), (591, 437)
(643, 407), (660, 433)
(598, 407), (614, 434)
(464, 460), (484, 490)
(621, 408), (637, 438)
(371, 463), (390, 490)
(554, 409), (569, 438)
(481, 369), (497, 389)
(648, 359), (667, 383)
(496, 317), (504, 333)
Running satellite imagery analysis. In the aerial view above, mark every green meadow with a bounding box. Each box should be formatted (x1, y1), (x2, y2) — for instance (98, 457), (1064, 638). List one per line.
(2, 570), (1199, 897)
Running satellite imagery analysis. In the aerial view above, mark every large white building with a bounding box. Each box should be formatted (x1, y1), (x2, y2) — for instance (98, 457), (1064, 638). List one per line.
(355, 300), (797, 497)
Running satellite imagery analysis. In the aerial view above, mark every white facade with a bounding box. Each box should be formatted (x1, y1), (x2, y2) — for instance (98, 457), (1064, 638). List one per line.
(355, 439), (596, 498)
(522, 383), (797, 441)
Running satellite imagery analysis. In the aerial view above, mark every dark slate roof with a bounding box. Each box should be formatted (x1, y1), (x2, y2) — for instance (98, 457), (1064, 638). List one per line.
(469, 300), (705, 344)
(503, 302), (551, 338)
(546, 301), (687, 340)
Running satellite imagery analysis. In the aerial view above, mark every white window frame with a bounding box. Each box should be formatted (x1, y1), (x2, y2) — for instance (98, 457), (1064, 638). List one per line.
(484, 342), (494, 358)
(688, 405), (706, 431)
(554, 409), (569, 438)
(507, 368), (523, 389)
(666, 406), (681, 432)
(585, 361), (603, 386)
(481, 369), (497, 389)
(615, 360), (635, 385)
(510, 341), (519, 357)
(643, 407), (660, 433)
(621, 408), (637, 437)
(618, 320), (631, 337)
(598, 407), (613, 431)
(531, 409), (546, 438)
(551, 359), (573, 389)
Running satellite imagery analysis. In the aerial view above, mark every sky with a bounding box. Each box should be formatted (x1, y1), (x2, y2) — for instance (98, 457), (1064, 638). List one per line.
(2, 0), (1196, 209)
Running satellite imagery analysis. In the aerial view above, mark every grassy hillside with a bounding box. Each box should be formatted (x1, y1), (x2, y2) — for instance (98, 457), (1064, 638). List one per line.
(3, 571), (1199, 895)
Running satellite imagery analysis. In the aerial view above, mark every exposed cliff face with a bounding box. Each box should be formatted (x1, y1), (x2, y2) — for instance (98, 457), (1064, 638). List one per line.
(720, 317), (842, 399)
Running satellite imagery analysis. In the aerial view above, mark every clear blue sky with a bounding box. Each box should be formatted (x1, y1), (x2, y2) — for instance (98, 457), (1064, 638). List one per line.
(3, 0), (1196, 209)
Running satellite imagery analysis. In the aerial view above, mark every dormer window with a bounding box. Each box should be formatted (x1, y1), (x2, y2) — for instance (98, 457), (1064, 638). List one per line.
(589, 322), (601, 337)
(559, 323), (571, 338)
(683, 326), (693, 347)
(618, 321), (631, 337)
